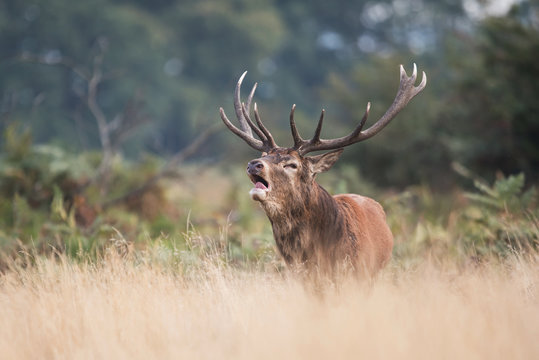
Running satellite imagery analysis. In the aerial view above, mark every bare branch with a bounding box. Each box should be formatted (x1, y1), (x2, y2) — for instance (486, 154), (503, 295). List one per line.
(102, 124), (220, 209)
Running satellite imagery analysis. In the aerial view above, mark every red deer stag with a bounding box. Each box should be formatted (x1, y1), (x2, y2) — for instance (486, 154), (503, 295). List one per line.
(219, 64), (426, 276)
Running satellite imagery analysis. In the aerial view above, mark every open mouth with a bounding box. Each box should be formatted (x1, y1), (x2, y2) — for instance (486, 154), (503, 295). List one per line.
(248, 174), (270, 201)
(250, 174), (269, 190)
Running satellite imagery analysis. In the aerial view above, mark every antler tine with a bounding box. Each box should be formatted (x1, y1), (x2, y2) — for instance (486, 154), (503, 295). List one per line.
(359, 64), (426, 139)
(219, 107), (266, 151)
(292, 108), (325, 151)
(241, 102), (267, 142)
(297, 64), (427, 155)
(417, 69), (427, 94)
(350, 102), (371, 138)
(311, 109), (325, 144)
(253, 103), (278, 148)
(296, 103), (369, 155)
(234, 71), (253, 136)
(246, 82), (257, 117)
(289, 104), (305, 148)
(220, 71), (281, 152)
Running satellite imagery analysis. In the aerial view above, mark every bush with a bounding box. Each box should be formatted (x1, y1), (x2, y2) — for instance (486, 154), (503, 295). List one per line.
(457, 169), (538, 257)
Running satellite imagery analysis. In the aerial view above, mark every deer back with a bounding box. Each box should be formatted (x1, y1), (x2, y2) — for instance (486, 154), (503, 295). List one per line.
(333, 194), (393, 274)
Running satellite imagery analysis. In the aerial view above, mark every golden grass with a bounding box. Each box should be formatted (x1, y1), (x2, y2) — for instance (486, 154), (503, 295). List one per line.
(0, 253), (538, 360)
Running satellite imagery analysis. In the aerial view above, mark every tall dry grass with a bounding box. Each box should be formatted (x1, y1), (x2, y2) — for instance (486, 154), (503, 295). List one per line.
(0, 250), (538, 360)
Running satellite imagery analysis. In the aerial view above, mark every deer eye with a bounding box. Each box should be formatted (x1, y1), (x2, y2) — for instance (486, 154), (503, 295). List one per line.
(284, 163), (298, 169)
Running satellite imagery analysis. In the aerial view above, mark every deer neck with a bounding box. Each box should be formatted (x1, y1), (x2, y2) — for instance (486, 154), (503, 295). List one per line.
(261, 182), (343, 263)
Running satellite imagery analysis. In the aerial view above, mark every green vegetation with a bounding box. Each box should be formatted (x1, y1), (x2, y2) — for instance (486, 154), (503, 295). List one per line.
(0, 123), (536, 268)
(0, 1), (538, 264)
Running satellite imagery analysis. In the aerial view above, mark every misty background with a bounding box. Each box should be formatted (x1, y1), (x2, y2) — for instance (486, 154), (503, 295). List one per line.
(1, 0), (537, 189)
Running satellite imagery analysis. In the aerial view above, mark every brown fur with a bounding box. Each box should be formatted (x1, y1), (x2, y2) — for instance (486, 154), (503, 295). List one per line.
(247, 148), (393, 277)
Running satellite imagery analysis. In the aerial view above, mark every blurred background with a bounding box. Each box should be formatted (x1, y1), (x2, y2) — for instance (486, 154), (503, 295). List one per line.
(0, 0), (537, 263)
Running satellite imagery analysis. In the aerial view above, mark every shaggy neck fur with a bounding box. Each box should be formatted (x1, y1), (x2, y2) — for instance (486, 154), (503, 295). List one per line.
(260, 181), (350, 269)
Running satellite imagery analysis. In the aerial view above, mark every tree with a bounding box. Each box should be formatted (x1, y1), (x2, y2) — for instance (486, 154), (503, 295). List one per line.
(444, 3), (539, 181)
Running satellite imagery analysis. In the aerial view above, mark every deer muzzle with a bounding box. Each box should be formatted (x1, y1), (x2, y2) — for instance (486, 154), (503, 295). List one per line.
(247, 160), (270, 202)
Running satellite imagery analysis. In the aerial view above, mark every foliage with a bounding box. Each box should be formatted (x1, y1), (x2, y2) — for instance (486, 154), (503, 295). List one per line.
(0, 122), (275, 263)
(388, 167), (538, 264)
(458, 170), (538, 257)
(444, 5), (539, 181)
(2, 0), (536, 186)
(0, 122), (537, 266)
(0, 124), (89, 238)
(0, 0), (286, 155)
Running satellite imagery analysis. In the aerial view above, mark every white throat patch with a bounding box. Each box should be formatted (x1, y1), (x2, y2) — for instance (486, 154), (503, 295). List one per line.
(249, 187), (268, 201)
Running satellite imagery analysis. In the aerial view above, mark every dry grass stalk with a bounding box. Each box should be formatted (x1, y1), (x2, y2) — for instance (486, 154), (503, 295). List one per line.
(0, 251), (537, 360)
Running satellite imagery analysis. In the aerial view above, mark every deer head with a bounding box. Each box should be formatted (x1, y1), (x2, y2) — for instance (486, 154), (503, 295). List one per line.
(244, 147), (342, 218)
(219, 65), (426, 212)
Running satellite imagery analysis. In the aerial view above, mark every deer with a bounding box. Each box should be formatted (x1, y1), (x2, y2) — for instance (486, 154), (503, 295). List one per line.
(219, 64), (426, 277)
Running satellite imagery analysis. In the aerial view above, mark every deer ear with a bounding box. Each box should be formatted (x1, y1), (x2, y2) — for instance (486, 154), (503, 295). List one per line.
(308, 148), (344, 174)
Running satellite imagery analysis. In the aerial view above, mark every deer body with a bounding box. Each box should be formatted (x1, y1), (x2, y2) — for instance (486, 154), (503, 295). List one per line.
(220, 65), (426, 276)
(247, 148), (393, 274)
(272, 185), (394, 274)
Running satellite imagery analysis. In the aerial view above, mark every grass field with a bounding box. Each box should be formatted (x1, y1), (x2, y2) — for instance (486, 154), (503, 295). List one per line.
(0, 249), (537, 360)
(0, 167), (538, 359)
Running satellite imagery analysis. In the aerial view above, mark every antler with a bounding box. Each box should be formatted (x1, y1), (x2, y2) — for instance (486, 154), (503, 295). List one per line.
(219, 71), (278, 152)
(292, 64), (427, 155)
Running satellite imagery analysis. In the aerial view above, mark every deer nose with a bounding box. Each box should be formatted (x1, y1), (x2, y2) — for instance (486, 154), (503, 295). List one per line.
(247, 160), (264, 174)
